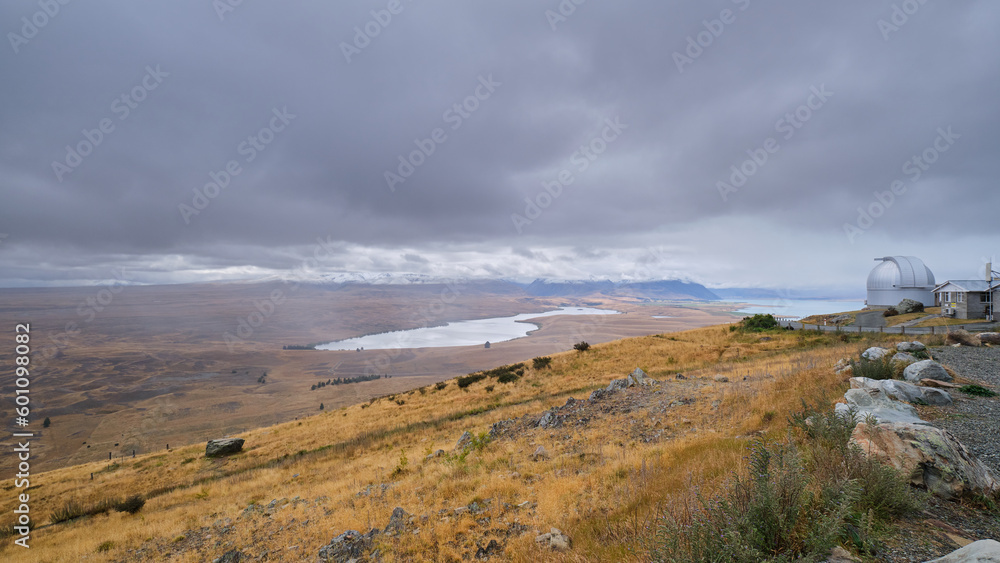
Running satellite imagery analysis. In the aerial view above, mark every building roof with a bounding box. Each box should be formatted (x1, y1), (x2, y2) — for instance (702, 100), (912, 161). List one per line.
(933, 280), (1000, 293)
(867, 256), (936, 291)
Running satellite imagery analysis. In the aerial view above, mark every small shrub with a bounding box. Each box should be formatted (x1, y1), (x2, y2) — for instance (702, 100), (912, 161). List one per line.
(573, 341), (591, 352)
(43, 417), (51, 428)
(960, 384), (998, 397)
(457, 373), (486, 389)
(114, 495), (145, 515)
(912, 349), (930, 360)
(532, 356), (553, 369)
(96, 540), (115, 553)
(418, 387), (426, 395)
(497, 372), (519, 384)
(883, 307), (899, 318)
(435, 381), (448, 391)
(739, 314), (780, 332)
(394, 398), (405, 406)
(848, 356), (895, 380)
(50, 501), (86, 524)
(484, 385), (494, 393)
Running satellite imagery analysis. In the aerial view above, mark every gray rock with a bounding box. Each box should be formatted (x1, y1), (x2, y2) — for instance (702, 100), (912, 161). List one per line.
(897, 341), (927, 353)
(588, 388), (606, 401)
(838, 387), (927, 425)
(979, 332), (1000, 345)
(862, 347), (891, 360)
(531, 446), (549, 461)
(455, 431), (473, 451)
(317, 529), (378, 562)
(535, 527), (571, 551)
(924, 539), (1000, 562)
(383, 507), (410, 535)
(627, 367), (655, 387)
(897, 298), (925, 315)
(852, 422), (1000, 500)
(606, 379), (629, 392)
(214, 550), (246, 563)
(904, 360), (953, 383)
(713, 375), (729, 383)
(892, 352), (918, 364)
(826, 546), (861, 562)
(205, 438), (245, 458)
(850, 377), (952, 406)
(538, 412), (555, 429)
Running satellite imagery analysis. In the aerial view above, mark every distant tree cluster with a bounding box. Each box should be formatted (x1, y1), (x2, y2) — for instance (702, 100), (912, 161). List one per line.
(458, 362), (527, 388)
(311, 374), (382, 390)
(283, 344), (317, 350)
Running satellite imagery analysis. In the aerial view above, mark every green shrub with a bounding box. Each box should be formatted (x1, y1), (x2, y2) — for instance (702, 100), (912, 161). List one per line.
(50, 501), (86, 524)
(960, 385), (998, 397)
(435, 381), (448, 391)
(738, 314), (780, 332)
(532, 356), (553, 369)
(848, 356), (895, 380)
(96, 540), (115, 553)
(457, 373), (486, 389)
(497, 372), (519, 384)
(573, 341), (591, 352)
(114, 495), (145, 515)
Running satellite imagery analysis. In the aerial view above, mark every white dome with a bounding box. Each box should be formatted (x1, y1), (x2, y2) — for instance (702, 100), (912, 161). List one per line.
(867, 256), (935, 290)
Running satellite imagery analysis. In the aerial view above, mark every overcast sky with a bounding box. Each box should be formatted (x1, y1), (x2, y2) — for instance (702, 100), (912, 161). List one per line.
(1, 1), (998, 292)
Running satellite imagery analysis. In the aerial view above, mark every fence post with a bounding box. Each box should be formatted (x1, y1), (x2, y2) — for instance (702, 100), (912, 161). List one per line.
(901, 326), (906, 335)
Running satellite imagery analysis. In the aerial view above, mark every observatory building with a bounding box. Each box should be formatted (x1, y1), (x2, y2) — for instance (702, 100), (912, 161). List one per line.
(866, 256), (937, 308)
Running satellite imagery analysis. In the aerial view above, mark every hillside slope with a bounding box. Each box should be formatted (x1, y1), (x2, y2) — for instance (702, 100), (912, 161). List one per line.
(1, 325), (915, 562)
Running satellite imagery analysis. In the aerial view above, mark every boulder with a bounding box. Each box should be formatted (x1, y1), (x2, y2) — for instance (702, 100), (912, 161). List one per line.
(836, 387), (927, 425)
(588, 388), (607, 401)
(713, 375), (730, 383)
(535, 528), (571, 551)
(924, 539), (1000, 562)
(979, 332), (1000, 345)
(455, 431), (473, 451)
(849, 377), (952, 406)
(606, 378), (629, 392)
(851, 422), (1000, 500)
(897, 341), (927, 353)
(947, 330), (981, 347)
(383, 507), (410, 535)
(205, 438), (244, 458)
(537, 411), (556, 429)
(627, 367), (654, 386)
(862, 347), (891, 360)
(893, 352), (918, 364)
(317, 529), (378, 562)
(214, 550), (246, 563)
(531, 446), (549, 461)
(904, 360), (953, 383)
(897, 298), (925, 315)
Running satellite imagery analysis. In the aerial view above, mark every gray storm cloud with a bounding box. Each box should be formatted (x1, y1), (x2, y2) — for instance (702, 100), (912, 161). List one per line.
(1, 0), (998, 289)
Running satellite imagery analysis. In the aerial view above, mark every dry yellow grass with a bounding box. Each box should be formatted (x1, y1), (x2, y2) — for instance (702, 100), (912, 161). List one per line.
(0, 325), (921, 562)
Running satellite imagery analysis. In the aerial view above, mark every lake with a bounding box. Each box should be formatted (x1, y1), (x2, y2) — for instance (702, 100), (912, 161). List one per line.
(315, 307), (622, 351)
(730, 299), (865, 320)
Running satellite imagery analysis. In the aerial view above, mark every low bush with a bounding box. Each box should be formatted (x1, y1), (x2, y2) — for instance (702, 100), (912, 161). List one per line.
(849, 356), (895, 380)
(457, 373), (486, 389)
(434, 381), (448, 391)
(960, 385), (998, 398)
(532, 356), (553, 369)
(574, 341), (591, 352)
(738, 314), (780, 332)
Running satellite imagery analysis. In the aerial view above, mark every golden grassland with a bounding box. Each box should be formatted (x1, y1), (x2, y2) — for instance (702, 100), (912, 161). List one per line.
(1, 325), (926, 562)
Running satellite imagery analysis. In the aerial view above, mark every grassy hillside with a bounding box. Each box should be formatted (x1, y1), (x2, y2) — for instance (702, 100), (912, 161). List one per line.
(1, 325), (919, 562)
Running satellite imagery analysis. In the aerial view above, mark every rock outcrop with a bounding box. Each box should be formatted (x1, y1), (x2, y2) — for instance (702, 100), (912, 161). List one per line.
(835, 387), (927, 425)
(897, 298), (924, 315)
(850, 377), (952, 406)
(851, 422), (1000, 500)
(897, 341), (927, 353)
(317, 529), (379, 562)
(862, 347), (892, 360)
(904, 360), (953, 383)
(205, 438), (245, 458)
(925, 539), (1000, 562)
(535, 528), (571, 551)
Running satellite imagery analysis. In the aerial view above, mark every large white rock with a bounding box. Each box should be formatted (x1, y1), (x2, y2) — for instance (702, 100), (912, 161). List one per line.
(924, 539), (1000, 562)
(862, 347), (892, 360)
(850, 377), (952, 406)
(852, 422), (1000, 500)
(893, 352), (918, 364)
(837, 387), (927, 425)
(904, 360), (953, 383)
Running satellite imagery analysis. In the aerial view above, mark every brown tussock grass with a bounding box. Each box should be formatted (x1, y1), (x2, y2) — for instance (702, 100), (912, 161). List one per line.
(1, 326), (921, 562)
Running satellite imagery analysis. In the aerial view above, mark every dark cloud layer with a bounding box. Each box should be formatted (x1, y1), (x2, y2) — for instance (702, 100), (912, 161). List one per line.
(1, 1), (998, 289)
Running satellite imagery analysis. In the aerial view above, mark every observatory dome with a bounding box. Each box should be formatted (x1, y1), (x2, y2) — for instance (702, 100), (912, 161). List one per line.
(866, 256), (936, 308)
